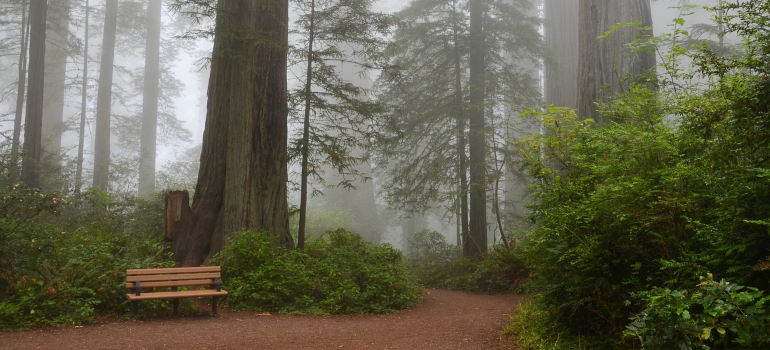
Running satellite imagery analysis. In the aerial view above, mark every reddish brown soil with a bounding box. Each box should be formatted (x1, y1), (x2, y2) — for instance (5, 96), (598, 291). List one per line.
(0, 289), (523, 349)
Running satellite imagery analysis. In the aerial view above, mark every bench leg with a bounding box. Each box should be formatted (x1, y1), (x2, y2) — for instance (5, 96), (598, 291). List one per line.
(173, 299), (179, 314)
(212, 297), (218, 315)
(132, 301), (138, 314)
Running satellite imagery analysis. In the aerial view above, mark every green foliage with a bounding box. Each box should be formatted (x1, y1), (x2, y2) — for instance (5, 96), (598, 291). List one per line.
(506, 298), (592, 350)
(287, 0), (395, 192)
(518, 97), (698, 343)
(0, 185), (173, 330)
(375, 0), (544, 214)
(406, 230), (527, 293)
(695, 0), (770, 77)
(626, 274), (770, 349)
(512, 3), (770, 347)
(406, 230), (461, 287)
(211, 229), (421, 314)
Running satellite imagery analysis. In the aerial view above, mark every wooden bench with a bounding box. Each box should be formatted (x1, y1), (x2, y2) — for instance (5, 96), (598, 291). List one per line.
(126, 266), (228, 315)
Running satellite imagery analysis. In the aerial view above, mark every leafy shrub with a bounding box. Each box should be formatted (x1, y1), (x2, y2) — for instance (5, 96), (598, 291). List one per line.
(468, 246), (529, 293)
(406, 230), (527, 293)
(211, 229), (421, 314)
(406, 230), (460, 287)
(626, 275), (770, 349)
(0, 185), (173, 330)
(506, 298), (592, 350)
(516, 69), (770, 347)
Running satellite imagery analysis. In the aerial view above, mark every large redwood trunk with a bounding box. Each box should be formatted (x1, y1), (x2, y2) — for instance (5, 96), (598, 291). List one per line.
(42, 0), (70, 174)
(21, 0), (47, 189)
(577, 0), (655, 123)
(138, 0), (162, 198)
(544, 0), (579, 109)
(168, 0), (293, 267)
(92, 0), (118, 191)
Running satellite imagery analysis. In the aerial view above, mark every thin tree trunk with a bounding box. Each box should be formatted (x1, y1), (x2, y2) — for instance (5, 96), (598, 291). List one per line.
(169, 0), (294, 267)
(452, 0), (469, 250)
(21, 0), (48, 189)
(490, 115), (508, 249)
(75, 0), (90, 193)
(92, 0), (118, 191)
(10, 0), (29, 183)
(466, 0), (487, 257)
(139, 0), (163, 198)
(42, 0), (71, 178)
(577, 0), (655, 123)
(298, 0), (316, 250)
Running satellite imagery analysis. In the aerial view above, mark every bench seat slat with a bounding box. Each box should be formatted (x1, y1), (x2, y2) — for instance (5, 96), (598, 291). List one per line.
(126, 290), (228, 301)
(126, 279), (217, 289)
(126, 272), (220, 282)
(126, 266), (221, 275)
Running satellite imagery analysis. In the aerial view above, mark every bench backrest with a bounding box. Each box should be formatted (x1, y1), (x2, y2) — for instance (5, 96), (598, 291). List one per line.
(126, 266), (222, 290)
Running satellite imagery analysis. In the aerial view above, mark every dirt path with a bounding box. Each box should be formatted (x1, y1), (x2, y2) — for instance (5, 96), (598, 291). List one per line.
(0, 289), (523, 349)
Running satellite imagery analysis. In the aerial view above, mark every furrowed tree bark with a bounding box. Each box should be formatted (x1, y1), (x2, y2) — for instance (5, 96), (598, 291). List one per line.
(42, 0), (71, 181)
(577, 0), (655, 123)
(465, 0), (487, 257)
(169, 0), (294, 267)
(21, 0), (47, 189)
(92, 0), (118, 191)
(10, 0), (29, 183)
(544, 0), (578, 109)
(138, 0), (163, 198)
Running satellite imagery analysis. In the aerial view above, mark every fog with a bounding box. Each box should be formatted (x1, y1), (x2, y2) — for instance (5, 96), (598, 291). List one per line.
(0, 0), (733, 251)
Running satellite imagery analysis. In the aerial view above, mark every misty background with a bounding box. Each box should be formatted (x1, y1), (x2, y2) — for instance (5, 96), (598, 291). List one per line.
(0, 0), (729, 250)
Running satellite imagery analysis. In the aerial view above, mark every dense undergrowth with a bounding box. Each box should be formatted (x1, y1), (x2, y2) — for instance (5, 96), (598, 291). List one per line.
(0, 183), (424, 329)
(405, 230), (527, 294)
(211, 229), (422, 314)
(507, 3), (770, 348)
(0, 187), (174, 330)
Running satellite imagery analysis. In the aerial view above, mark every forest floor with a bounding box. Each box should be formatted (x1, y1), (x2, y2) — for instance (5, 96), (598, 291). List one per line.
(0, 289), (523, 349)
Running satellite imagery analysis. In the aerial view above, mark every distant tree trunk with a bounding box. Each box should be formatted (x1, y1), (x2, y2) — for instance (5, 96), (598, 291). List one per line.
(10, 0), (29, 183)
(21, 0), (47, 189)
(465, 0), (487, 257)
(544, 0), (579, 109)
(92, 0), (118, 191)
(42, 0), (71, 179)
(297, 0), (316, 249)
(168, 0), (294, 267)
(138, 0), (163, 198)
(347, 166), (380, 244)
(402, 214), (425, 254)
(452, 0), (469, 250)
(75, 0), (90, 193)
(577, 0), (655, 122)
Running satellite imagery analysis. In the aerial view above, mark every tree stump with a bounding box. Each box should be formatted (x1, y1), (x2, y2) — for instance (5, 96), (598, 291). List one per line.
(165, 190), (195, 266)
